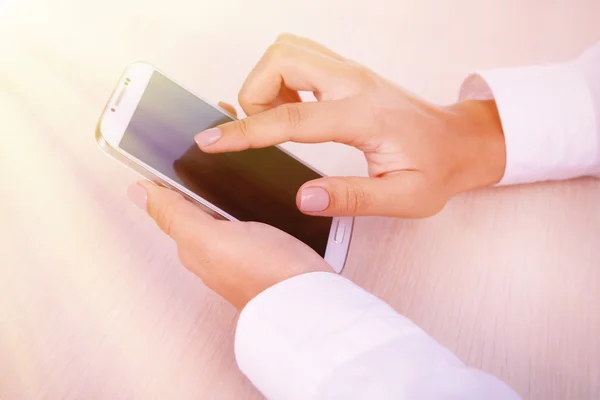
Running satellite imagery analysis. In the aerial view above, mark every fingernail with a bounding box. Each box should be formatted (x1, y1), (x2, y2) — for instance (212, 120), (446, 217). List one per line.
(194, 128), (222, 147)
(299, 187), (330, 212)
(127, 183), (147, 210)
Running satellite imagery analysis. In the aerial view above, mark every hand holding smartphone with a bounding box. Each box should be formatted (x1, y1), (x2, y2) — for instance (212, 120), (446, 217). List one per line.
(96, 62), (353, 273)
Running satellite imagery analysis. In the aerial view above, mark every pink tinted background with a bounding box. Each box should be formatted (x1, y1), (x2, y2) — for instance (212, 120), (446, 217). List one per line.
(0, 0), (599, 398)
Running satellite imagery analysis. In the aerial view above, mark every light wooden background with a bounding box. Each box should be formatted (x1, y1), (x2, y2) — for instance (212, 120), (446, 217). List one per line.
(1, 0), (599, 399)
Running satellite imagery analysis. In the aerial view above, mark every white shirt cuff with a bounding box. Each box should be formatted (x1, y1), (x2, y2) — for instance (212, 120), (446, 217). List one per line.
(234, 272), (432, 400)
(459, 62), (598, 185)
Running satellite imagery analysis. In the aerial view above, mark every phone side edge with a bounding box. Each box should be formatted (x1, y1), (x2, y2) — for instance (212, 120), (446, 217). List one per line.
(95, 118), (231, 221)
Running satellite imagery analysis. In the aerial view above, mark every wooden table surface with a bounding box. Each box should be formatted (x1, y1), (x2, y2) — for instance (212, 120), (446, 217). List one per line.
(1, 0), (599, 399)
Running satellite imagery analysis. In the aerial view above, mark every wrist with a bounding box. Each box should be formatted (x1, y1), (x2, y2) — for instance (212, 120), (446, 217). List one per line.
(232, 259), (334, 311)
(446, 100), (506, 192)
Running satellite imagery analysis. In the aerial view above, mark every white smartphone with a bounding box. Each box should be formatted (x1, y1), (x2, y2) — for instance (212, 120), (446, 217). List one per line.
(96, 62), (353, 273)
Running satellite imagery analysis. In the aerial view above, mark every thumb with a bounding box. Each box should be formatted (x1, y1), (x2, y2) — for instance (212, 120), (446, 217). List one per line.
(296, 173), (448, 218)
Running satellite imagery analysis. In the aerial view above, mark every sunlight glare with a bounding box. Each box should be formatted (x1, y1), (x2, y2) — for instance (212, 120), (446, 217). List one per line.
(0, 0), (15, 15)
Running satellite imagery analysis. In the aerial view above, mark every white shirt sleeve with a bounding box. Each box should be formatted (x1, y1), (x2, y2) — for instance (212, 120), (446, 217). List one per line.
(235, 272), (520, 400)
(459, 42), (600, 185)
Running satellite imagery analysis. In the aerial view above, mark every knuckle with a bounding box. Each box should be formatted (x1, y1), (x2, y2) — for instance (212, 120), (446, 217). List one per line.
(275, 32), (295, 43)
(266, 42), (291, 61)
(150, 193), (185, 237)
(275, 104), (303, 129)
(427, 186), (451, 216)
(177, 241), (212, 274)
(354, 66), (378, 88)
(345, 187), (365, 214)
(237, 87), (251, 108)
(338, 180), (370, 214)
(235, 118), (252, 144)
(177, 247), (194, 271)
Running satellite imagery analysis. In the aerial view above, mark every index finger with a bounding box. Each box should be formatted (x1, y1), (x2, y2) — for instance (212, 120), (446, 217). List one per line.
(136, 181), (217, 243)
(238, 41), (359, 116)
(195, 100), (365, 152)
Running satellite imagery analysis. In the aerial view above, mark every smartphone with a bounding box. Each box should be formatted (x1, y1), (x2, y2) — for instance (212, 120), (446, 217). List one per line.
(95, 62), (353, 273)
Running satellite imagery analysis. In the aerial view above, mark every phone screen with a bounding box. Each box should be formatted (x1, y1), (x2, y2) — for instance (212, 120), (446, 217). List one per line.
(119, 71), (332, 256)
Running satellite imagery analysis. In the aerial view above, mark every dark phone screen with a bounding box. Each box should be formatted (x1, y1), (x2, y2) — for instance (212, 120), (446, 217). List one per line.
(120, 72), (331, 256)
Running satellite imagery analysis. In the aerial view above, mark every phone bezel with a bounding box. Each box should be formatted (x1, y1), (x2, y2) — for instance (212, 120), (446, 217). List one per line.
(96, 62), (353, 273)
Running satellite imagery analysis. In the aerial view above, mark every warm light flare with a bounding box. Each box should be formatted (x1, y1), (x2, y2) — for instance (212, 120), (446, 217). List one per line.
(0, 0), (21, 19)
(0, 3), (178, 396)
